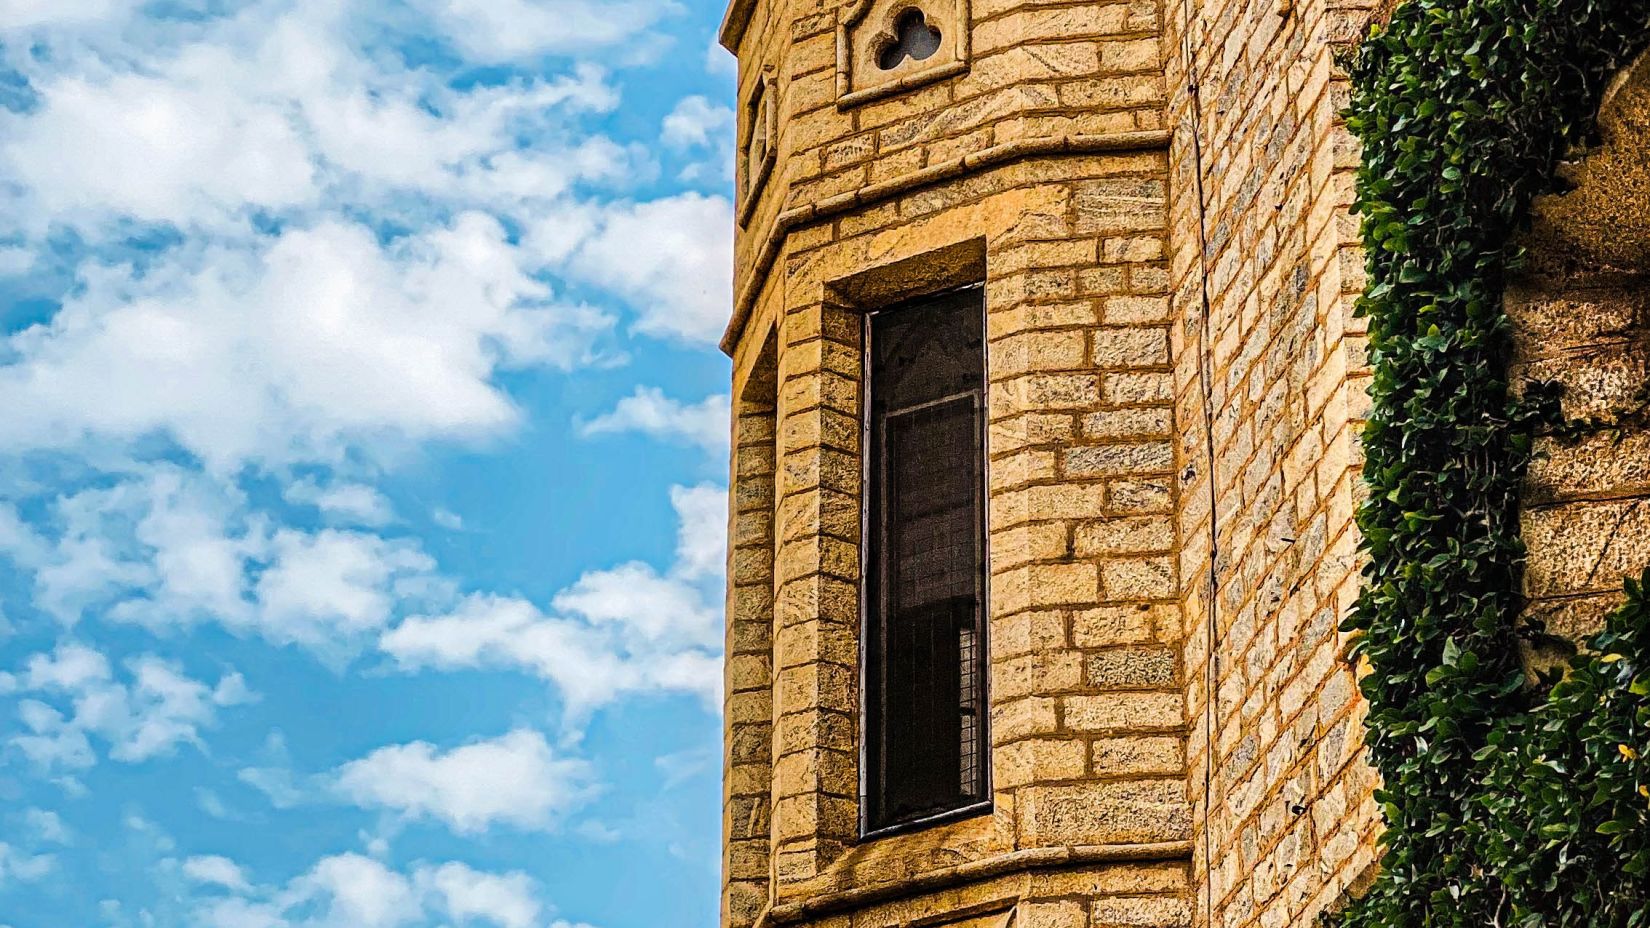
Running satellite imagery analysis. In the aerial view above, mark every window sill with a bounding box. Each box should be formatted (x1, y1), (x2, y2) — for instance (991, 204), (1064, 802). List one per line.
(860, 800), (992, 843)
(758, 838), (1193, 928)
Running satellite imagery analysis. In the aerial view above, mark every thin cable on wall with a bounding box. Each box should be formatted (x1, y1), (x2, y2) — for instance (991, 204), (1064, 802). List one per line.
(1175, 3), (1221, 926)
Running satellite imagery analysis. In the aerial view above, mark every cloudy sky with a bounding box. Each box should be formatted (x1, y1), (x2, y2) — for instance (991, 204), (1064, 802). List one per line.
(0, 1), (735, 925)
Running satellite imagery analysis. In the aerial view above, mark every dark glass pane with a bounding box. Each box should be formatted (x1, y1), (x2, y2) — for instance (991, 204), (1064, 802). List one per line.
(865, 286), (987, 835)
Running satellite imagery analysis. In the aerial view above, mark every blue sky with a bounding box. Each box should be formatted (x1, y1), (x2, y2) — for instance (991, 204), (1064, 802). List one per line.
(0, 2), (736, 926)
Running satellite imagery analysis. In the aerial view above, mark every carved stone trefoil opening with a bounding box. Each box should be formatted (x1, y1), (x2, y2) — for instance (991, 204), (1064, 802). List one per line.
(876, 9), (942, 70)
(838, 0), (969, 108)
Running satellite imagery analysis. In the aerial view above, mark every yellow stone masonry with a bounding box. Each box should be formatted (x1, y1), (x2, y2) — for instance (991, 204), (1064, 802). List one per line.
(1514, 52), (1650, 669)
(720, 0), (1647, 925)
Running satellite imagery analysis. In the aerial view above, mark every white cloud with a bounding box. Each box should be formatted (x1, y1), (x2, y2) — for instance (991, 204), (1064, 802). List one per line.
(4, 71), (318, 228)
(0, 843), (54, 886)
(661, 96), (735, 184)
(11, 702), (94, 772)
(0, 0), (125, 31)
(22, 641), (109, 690)
(0, 6), (739, 884)
(0, 216), (613, 472)
(190, 852), (564, 928)
(380, 486), (726, 715)
(0, 5), (629, 235)
(553, 561), (717, 647)
(0, 0), (737, 690)
(415, 861), (541, 928)
(381, 594), (683, 714)
(239, 766), (306, 810)
(22, 809), (70, 845)
(331, 729), (594, 834)
(578, 387), (731, 453)
(8, 467), (447, 660)
(253, 529), (435, 652)
(654, 745), (717, 789)
(184, 855), (253, 893)
(299, 854), (421, 927)
(283, 481), (395, 527)
(662, 96), (734, 150)
(9, 642), (253, 771)
(704, 39), (738, 77)
(0, 1), (718, 500)
(0, 246), (35, 277)
(557, 193), (733, 344)
(667, 483), (727, 582)
(196, 789), (237, 821)
(192, 896), (290, 928)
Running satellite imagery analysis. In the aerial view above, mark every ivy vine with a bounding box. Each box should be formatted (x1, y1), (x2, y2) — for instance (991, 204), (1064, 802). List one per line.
(1334, 0), (1650, 926)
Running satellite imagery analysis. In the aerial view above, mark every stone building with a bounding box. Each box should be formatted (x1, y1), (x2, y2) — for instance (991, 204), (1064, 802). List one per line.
(712, 0), (1650, 924)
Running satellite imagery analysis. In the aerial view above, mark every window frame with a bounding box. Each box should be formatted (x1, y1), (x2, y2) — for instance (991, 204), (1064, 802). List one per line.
(857, 282), (992, 841)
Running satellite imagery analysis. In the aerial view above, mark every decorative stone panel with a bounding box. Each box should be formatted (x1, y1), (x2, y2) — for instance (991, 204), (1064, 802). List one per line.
(836, 0), (970, 107)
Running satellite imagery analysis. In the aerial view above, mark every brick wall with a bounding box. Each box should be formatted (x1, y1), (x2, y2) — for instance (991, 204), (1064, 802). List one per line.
(725, 339), (779, 928)
(724, 6), (1650, 928)
(714, 0), (1444, 923)
(724, 0), (1216, 918)
(720, 0), (1210, 902)
(1160, 0), (1383, 923)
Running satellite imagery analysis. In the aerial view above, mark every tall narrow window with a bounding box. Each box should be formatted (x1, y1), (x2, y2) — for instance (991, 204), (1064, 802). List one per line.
(863, 284), (988, 836)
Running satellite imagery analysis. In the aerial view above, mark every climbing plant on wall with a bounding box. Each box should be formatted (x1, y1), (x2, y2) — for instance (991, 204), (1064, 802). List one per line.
(1337, 0), (1650, 925)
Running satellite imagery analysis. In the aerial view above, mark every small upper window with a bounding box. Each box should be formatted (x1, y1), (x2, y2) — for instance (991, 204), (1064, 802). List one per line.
(737, 76), (775, 223)
(746, 83), (768, 175)
(862, 285), (989, 837)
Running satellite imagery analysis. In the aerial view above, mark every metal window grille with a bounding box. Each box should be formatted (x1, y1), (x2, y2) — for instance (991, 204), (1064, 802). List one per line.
(862, 284), (989, 837)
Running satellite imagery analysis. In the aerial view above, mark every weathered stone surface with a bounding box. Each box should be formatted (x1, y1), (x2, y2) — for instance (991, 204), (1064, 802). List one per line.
(1086, 647), (1178, 689)
(1510, 53), (1650, 684)
(713, 7), (1650, 928)
(1018, 779), (1191, 844)
(1523, 499), (1650, 598)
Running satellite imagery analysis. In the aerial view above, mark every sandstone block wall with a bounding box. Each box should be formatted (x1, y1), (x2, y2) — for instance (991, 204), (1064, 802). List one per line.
(1514, 50), (1650, 658)
(1159, 0), (1382, 925)
(721, 0), (1393, 919)
(726, 341), (780, 928)
(720, 0), (1211, 920)
(724, 155), (1202, 928)
(722, 1), (1650, 926)
(719, 7), (1650, 928)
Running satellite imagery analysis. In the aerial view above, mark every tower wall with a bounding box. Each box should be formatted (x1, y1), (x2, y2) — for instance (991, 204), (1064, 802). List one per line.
(1161, 0), (1382, 926)
(719, 0), (1209, 925)
(719, 0), (1406, 925)
(722, 3), (1650, 927)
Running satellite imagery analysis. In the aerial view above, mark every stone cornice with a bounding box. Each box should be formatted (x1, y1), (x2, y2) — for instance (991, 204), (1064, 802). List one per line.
(751, 840), (1194, 927)
(720, 129), (1173, 356)
(719, 0), (759, 52)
